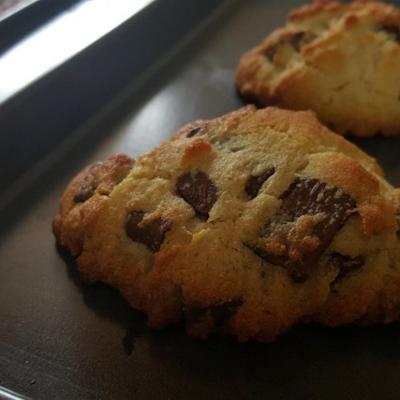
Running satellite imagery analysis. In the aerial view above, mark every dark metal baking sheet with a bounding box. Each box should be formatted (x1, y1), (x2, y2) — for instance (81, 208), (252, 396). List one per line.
(2, 0), (400, 399)
(0, 0), (83, 55)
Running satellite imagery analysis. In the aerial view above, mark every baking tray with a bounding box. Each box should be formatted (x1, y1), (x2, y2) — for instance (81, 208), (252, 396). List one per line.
(2, 0), (400, 398)
(0, 0), (82, 55)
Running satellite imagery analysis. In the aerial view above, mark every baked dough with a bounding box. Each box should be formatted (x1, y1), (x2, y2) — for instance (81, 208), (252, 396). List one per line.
(54, 106), (400, 341)
(236, 0), (400, 137)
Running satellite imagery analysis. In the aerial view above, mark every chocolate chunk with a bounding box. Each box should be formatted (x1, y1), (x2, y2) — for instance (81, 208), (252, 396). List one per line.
(74, 177), (96, 202)
(396, 214), (400, 237)
(275, 177), (355, 227)
(289, 31), (307, 52)
(210, 300), (242, 326)
(187, 127), (203, 138)
(245, 167), (275, 199)
(176, 171), (218, 220)
(265, 31), (316, 61)
(247, 241), (309, 283)
(73, 155), (134, 203)
(125, 211), (172, 252)
(265, 44), (279, 61)
(330, 253), (364, 284)
(380, 24), (400, 43)
(248, 177), (356, 281)
(186, 300), (242, 327)
(73, 164), (101, 202)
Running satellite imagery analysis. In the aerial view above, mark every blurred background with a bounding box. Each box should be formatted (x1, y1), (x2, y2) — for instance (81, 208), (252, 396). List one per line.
(0, 0), (32, 17)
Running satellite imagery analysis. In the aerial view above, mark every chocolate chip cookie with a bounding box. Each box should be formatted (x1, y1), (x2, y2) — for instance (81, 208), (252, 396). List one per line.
(236, 0), (400, 137)
(53, 106), (400, 341)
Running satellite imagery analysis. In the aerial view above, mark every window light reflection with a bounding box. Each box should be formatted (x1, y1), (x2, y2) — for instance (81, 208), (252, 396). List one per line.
(0, 0), (154, 103)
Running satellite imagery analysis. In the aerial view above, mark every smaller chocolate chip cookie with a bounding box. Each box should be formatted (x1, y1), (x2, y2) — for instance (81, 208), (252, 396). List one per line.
(54, 106), (400, 342)
(236, 0), (400, 137)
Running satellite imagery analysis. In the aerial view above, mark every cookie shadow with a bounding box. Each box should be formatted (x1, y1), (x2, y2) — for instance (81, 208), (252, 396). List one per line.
(56, 243), (149, 355)
(55, 243), (400, 399)
(144, 322), (400, 399)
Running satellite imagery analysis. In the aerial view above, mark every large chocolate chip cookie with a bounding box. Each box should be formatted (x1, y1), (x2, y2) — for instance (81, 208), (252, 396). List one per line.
(53, 106), (400, 341)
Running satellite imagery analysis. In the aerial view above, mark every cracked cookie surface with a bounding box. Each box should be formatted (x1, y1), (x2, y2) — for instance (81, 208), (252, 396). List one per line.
(54, 106), (400, 341)
(236, 0), (400, 137)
